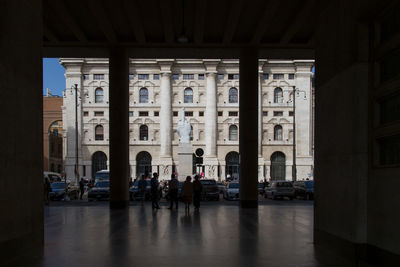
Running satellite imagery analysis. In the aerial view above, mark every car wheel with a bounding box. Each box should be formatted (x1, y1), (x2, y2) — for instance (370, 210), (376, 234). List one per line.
(271, 194), (276, 200)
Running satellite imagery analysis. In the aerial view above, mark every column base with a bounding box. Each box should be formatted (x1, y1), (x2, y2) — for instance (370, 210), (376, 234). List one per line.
(240, 199), (258, 208)
(109, 200), (129, 209)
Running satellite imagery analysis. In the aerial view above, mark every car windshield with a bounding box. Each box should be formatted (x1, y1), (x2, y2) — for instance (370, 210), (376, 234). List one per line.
(276, 182), (292, 187)
(305, 181), (314, 188)
(95, 181), (109, 187)
(51, 182), (66, 189)
(95, 172), (109, 180)
(228, 183), (239, 189)
(201, 180), (216, 185)
(48, 174), (61, 181)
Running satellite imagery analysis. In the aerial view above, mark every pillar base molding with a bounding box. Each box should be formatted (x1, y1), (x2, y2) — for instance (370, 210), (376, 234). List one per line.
(240, 199), (258, 208)
(110, 200), (129, 209)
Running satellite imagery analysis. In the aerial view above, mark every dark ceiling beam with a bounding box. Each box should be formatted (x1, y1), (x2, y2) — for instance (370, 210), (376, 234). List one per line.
(251, 0), (280, 44)
(159, 0), (175, 44)
(43, 25), (59, 43)
(280, 0), (315, 44)
(48, 0), (88, 42)
(223, 0), (243, 44)
(194, 0), (207, 44)
(87, 0), (117, 43)
(123, 0), (146, 44)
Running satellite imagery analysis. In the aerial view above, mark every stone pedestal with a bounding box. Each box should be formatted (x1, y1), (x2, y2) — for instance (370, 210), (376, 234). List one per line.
(177, 143), (193, 181)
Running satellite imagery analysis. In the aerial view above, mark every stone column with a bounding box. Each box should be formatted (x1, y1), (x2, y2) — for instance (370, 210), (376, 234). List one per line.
(239, 48), (259, 208)
(204, 60), (220, 179)
(158, 60), (174, 179)
(109, 47), (129, 209)
(258, 63), (265, 181)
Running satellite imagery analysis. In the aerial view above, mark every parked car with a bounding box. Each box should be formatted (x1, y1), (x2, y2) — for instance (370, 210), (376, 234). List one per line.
(88, 181), (110, 201)
(129, 180), (151, 201)
(223, 182), (239, 200)
(49, 182), (68, 200)
(164, 182), (183, 200)
(43, 171), (62, 183)
(217, 182), (225, 194)
(264, 181), (295, 200)
(258, 183), (265, 195)
(200, 179), (220, 200)
(293, 180), (314, 200)
(94, 170), (109, 183)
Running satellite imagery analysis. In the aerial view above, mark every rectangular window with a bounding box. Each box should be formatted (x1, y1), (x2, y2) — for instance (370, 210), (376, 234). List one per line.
(218, 111), (223, 116)
(263, 111), (268, 116)
(173, 111), (178, 117)
(185, 111), (193, 117)
(198, 74), (204, 80)
(273, 74), (284, 80)
(139, 111), (148, 117)
(153, 74), (159, 80)
(289, 111), (294, 116)
(83, 165), (86, 177)
(154, 111), (159, 116)
(199, 111), (204, 116)
(83, 111), (89, 117)
(262, 73), (269, 80)
(129, 111), (133, 117)
(378, 134), (400, 165)
(217, 74), (224, 80)
(138, 74), (149, 80)
(183, 74), (194, 80)
(172, 74), (179, 80)
(94, 111), (104, 116)
(83, 74), (90, 80)
(229, 111), (238, 116)
(129, 74), (134, 80)
(93, 74), (104, 80)
(228, 74), (239, 80)
(288, 73), (295, 80)
(274, 111), (283, 116)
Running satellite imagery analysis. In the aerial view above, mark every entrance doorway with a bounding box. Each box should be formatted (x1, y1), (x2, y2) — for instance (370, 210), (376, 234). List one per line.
(270, 152), (286, 180)
(92, 151), (107, 179)
(136, 151), (152, 178)
(225, 151), (240, 180)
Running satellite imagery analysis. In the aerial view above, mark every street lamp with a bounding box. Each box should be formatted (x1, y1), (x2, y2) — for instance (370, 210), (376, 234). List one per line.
(288, 86), (307, 182)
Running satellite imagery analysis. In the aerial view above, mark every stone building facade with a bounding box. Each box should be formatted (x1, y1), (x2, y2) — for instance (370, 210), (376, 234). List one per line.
(61, 58), (314, 182)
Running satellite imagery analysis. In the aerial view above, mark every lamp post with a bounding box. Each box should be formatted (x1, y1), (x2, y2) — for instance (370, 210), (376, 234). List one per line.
(74, 84), (79, 185)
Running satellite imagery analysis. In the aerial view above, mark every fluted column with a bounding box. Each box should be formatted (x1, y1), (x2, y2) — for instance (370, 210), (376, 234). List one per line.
(160, 72), (172, 157)
(258, 63), (265, 181)
(205, 72), (217, 157)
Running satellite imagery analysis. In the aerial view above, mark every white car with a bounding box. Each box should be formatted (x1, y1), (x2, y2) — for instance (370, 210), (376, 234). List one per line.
(223, 183), (239, 200)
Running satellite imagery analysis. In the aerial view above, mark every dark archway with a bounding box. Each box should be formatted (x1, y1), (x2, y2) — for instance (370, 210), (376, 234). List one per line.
(225, 151), (240, 179)
(136, 151), (152, 178)
(270, 152), (286, 180)
(92, 151), (107, 179)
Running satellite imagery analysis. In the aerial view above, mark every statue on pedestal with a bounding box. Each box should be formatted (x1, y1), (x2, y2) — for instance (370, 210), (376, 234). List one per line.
(177, 107), (191, 143)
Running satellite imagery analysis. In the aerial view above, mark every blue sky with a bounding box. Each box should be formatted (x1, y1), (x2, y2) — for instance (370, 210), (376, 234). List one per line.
(43, 58), (65, 96)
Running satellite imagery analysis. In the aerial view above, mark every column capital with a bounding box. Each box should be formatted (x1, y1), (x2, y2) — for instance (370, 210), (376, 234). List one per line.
(157, 59), (174, 73)
(203, 59), (220, 73)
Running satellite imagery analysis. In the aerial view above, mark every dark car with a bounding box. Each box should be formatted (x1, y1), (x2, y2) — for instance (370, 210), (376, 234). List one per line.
(200, 179), (220, 201)
(165, 182), (183, 200)
(293, 180), (314, 200)
(129, 180), (151, 201)
(217, 182), (225, 193)
(264, 181), (295, 200)
(88, 181), (110, 201)
(49, 182), (68, 200)
(258, 183), (265, 195)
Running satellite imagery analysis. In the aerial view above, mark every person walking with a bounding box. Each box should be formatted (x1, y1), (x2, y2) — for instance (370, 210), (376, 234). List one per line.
(151, 172), (160, 210)
(168, 174), (179, 210)
(138, 174), (147, 206)
(192, 174), (203, 211)
(79, 178), (85, 200)
(182, 176), (193, 213)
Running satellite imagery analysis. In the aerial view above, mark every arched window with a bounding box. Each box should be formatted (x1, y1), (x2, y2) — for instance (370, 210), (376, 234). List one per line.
(139, 87), (148, 103)
(274, 125), (283, 140)
(270, 152), (286, 180)
(229, 87), (238, 103)
(274, 87), (283, 103)
(229, 125), (238, 141)
(92, 151), (107, 178)
(95, 125), (104, 140)
(226, 151), (240, 179)
(136, 151), (152, 178)
(184, 87), (193, 103)
(95, 88), (104, 103)
(139, 125), (148, 140)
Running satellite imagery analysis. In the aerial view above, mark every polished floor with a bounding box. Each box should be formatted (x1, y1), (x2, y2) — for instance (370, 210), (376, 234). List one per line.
(25, 200), (353, 267)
